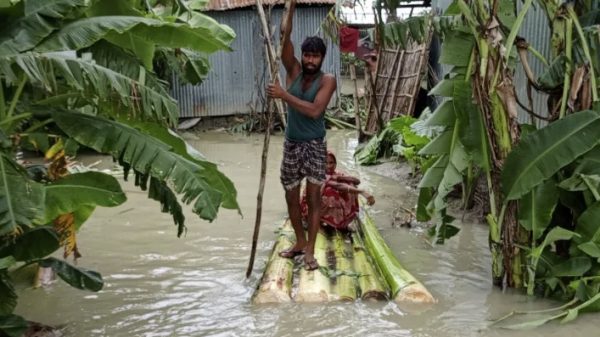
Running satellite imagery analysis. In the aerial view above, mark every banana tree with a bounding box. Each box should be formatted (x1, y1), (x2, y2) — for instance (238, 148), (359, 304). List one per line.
(0, 0), (238, 335)
(369, 0), (600, 324)
(422, 0), (600, 325)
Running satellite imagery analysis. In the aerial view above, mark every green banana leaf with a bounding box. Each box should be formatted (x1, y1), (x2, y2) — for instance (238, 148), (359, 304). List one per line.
(52, 110), (240, 221)
(43, 172), (126, 223)
(0, 0), (89, 57)
(148, 177), (185, 237)
(575, 201), (600, 246)
(0, 227), (60, 262)
(439, 30), (473, 67)
(40, 257), (103, 291)
(518, 179), (559, 240)
(2, 52), (179, 125)
(452, 79), (490, 171)
(0, 314), (28, 337)
(502, 110), (600, 201)
(36, 15), (234, 54)
(0, 273), (17, 316)
(0, 154), (45, 236)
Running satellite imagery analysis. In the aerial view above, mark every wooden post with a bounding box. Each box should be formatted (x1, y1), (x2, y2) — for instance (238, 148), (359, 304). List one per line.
(255, 2), (288, 128)
(350, 62), (363, 140)
(385, 50), (406, 121)
(377, 45), (403, 126)
(247, 0), (296, 278)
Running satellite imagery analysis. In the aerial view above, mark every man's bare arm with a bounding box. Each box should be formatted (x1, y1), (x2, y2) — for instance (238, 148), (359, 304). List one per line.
(267, 75), (336, 119)
(280, 1), (300, 82)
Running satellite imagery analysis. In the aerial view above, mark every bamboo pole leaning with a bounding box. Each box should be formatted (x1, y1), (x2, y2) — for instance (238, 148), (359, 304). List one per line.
(349, 62), (364, 140)
(246, 0), (295, 278)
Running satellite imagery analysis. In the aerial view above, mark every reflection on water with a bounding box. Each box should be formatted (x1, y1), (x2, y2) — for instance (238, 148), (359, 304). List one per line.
(15, 131), (598, 337)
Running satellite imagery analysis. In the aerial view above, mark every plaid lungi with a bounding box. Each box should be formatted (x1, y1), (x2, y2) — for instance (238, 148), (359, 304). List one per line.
(280, 137), (327, 190)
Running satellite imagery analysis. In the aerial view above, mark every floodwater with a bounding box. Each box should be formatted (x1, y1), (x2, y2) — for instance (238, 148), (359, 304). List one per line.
(15, 130), (598, 337)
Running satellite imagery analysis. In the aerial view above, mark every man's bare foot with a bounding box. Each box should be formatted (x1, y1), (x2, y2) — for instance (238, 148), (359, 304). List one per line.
(304, 255), (319, 271)
(278, 245), (305, 258)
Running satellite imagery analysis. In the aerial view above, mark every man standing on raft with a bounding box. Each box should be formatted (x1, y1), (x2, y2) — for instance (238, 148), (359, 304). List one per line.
(265, 2), (337, 271)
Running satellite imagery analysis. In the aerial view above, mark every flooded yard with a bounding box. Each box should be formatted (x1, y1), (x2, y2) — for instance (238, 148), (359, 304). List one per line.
(14, 131), (598, 337)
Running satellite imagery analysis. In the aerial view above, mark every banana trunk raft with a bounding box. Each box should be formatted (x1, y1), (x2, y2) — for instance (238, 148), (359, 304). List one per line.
(253, 208), (435, 304)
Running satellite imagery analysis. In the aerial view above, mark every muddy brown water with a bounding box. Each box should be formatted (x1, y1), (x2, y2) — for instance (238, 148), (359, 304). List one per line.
(15, 130), (598, 337)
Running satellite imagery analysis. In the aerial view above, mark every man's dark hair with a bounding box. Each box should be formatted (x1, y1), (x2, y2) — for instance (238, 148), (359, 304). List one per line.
(301, 36), (327, 57)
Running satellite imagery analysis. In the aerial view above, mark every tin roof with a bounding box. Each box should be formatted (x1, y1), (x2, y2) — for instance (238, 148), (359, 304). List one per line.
(205, 0), (336, 11)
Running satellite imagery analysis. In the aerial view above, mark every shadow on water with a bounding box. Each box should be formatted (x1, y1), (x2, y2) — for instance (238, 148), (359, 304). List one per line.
(14, 130), (598, 337)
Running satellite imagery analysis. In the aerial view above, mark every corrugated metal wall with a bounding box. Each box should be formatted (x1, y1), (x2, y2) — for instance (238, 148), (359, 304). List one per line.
(172, 6), (340, 117)
(432, 0), (453, 11)
(514, 3), (551, 126)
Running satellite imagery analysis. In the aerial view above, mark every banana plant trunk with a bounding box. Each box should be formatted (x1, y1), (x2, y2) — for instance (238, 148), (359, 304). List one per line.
(467, 1), (526, 288)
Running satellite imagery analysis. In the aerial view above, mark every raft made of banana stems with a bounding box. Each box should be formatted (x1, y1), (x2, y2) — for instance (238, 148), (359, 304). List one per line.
(253, 207), (435, 304)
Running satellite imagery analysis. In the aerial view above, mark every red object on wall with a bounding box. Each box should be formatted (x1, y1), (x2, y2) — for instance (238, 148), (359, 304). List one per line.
(339, 26), (359, 53)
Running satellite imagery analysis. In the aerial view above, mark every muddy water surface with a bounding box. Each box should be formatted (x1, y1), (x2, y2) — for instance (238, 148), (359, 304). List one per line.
(15, 131), (598, 337)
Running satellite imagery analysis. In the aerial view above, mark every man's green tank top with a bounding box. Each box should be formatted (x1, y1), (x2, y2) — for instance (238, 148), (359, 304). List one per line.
(285, 72), (326, 142)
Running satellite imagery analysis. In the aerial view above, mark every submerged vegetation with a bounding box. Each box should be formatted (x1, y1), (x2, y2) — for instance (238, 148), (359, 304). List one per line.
(368, 0), (600, 326)
(0, 0), (238, 335)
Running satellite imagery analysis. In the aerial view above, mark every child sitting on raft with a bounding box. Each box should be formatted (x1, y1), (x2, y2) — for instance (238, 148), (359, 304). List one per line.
(300, 151), (375, 231)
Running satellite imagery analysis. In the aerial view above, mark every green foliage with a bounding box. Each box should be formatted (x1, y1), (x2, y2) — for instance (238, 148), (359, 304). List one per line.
(389, 116), (431, 171)
(0, 272), (17, 315)
(354, 115), (434, 169)
(0, 314), (28, 337)
(43, 172), (127, 223)
(40, 257), (103, 291)
(420, 0), (600, 327)
(52, 111), (239, 220)
(0, 0), (238, 331)
(502, 110), (600, 201)
(0, 227), (60, 262)
(0, 154), (45, 236)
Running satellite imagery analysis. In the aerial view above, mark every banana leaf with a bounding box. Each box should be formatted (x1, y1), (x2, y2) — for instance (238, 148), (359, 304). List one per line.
(40, 257), (103, 291)
(43, 172), (126, 223)
(502, 110), (600, 201)
(52, 110), (239, 222)
(0, 0), (89, 57)
(518, 179), (559, 240)
(2, 52), (179, 125)
(0, 154), (45, 236)
(36, 15), (235, 54)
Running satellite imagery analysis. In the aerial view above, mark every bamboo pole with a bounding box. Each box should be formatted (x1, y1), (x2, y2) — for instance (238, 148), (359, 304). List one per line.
(407, 45), (428, 117)
(385, 50), (405, 122)
(378, 46), (403, 124)
(255, 1), (289, 128)
(349, 62), (364, 140)
(246, 0), (296, 278)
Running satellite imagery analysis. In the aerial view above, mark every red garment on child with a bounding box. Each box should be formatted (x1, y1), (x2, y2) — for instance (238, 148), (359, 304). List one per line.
(301, 174), (360, 231)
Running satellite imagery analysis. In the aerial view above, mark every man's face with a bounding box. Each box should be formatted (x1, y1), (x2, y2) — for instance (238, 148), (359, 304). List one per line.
(301, 51), (323, 75)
